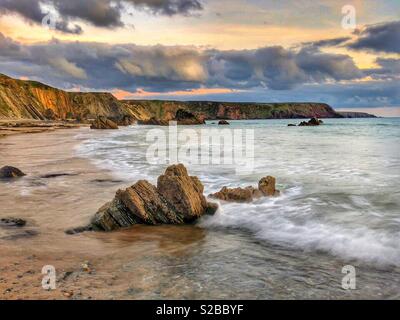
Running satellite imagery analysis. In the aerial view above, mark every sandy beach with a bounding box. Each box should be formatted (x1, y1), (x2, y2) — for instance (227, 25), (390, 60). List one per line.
(0, 128), (215, 299)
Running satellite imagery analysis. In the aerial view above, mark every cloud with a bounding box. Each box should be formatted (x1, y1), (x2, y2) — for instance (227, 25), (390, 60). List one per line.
(0, 32), (367, 93)
(348, 20), (400, 54)
(125, 0), (203, 16)
(364, 58), (400, 81)
(0, 30), (398, 108)
(0, 0), (203, 34)
(301, 37), (351, 49)
(47, 57), (87, 79)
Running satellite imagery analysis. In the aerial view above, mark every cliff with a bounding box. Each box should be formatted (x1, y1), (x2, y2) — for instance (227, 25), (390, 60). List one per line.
(338, 111), (377, 118)
(0, 74), (135, 121)
(0, 73), (350, 121)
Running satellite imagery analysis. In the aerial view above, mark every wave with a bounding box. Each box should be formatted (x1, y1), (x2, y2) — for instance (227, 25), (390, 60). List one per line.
(200, 188), (400, 267)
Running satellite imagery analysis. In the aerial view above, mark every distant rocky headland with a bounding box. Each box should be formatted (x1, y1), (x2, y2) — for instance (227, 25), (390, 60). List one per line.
(337, 111), (377, 118)
(0, 73), (376, 123)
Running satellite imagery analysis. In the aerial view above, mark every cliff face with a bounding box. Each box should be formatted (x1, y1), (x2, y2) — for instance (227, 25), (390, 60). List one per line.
(0, 73), (344, 121)
(0, 74), (133, 121)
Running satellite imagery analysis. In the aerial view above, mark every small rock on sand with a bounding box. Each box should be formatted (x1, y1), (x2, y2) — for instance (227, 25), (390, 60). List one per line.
(0, 166), (26, 179)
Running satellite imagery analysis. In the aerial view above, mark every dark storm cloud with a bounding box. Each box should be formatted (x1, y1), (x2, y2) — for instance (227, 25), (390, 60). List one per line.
(125, 0), (203, 16)
(208, 46), (362, 90)
(296, 48), (363, 82)
(301, 37), (351, 49)
(348, 20), (400, 54)
(0, 34), (367, 93)
(364, 58), (400, 81)
(0, 0), (203, 34)
(0, 0), (84, 33)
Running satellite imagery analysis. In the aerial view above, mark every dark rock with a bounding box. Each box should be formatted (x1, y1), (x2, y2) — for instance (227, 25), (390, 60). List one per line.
(0, 217), (26, 227)
(298, 117), (323, 126)
(65, 225), (93, 235)
(0, 166), (26, 179)
(83, 164), (218, 232)
(175, 109), (205, 125)
(90, 116), (119, 129)
(205, 202), (219, 215)
(287, 124), (296, 127)
(218, 120), (230, 125)
(40, 173), (78, 179)
(91, 179), (123, 184)
(1, 230), (39, 240)
(210, 176), (279, 203)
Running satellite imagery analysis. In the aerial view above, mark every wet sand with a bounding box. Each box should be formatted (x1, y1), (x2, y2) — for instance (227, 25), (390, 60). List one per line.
(1, 128), (400, 300)
(0, 120), (84, 138)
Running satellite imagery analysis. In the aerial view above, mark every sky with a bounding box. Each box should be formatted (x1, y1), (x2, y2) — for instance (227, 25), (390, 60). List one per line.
(0, 0), (399, 115)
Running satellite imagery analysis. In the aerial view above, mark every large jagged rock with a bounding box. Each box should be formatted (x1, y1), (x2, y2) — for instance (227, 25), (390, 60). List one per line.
(0, 166), (26, 179)
(86, 164), (218, 232)
(298, 117), (323, 126)
(90, 116), (119, 129)
(157, 164), (215, 219)
(210, 176), (279, 203)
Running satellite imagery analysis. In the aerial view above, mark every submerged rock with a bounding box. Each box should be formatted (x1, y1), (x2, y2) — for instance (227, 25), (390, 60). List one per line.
(40, 173), (78, 179)
(218, 120), (230, 125)
(0, 217), (38, 240)
(90, 116), (119, 129)
(210, 176), (279, 203)
(81, 164), (218, 232)
(298, 117), (323, 126)
(0, 166), (26, 179)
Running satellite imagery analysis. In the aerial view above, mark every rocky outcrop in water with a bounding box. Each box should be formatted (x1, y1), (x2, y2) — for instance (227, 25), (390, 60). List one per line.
(0, 166), (26, 178)
(218, 120), (230, 125)
(298, 117), (323, 126)
(80, 164), (218, 232)
(210, 176), (279, 203)
(258, 176), (279, 196)
(90, 116), (118, 129)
